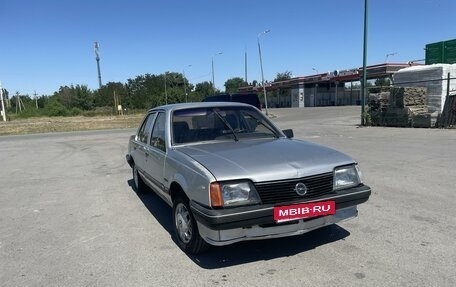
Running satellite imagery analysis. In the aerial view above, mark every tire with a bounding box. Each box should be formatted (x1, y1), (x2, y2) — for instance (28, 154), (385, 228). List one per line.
(133, 164), (148, 193)
(173, 196), (209, 254)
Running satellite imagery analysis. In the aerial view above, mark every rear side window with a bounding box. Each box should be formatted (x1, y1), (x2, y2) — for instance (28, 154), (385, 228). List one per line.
(138, 113), (156, 144)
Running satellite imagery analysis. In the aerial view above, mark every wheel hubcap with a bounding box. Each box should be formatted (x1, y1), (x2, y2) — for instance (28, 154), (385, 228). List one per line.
(175, 203), (192, 243)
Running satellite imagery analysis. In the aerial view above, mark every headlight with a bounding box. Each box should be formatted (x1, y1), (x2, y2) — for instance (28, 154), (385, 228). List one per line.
(210, 181), (261, 207)
(334, 165), (362, 190)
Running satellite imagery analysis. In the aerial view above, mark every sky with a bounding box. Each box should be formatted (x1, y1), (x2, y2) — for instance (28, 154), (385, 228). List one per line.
(1, 0), (455, 96)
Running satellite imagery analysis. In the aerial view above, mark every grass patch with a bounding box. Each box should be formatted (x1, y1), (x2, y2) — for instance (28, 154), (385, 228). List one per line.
(0, 114), (144, 136)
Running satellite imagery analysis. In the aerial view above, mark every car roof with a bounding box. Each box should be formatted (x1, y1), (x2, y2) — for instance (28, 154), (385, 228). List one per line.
(149, 102), (255, 113)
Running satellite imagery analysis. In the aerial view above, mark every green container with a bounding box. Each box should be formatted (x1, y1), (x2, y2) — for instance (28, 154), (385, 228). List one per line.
(425, 41), (444, 65)
(443, 39), (456, 64)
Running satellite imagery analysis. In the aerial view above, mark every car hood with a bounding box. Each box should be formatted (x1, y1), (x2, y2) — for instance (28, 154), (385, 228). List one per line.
(175, 139), (355, 182)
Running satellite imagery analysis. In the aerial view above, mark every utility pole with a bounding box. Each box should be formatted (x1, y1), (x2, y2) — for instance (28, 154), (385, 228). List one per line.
(361, 0), (368, 126)
(258, 29), (270, 115)
(0, 82), (6, 122)
(94, 42), (102, 89)
(15, 92), (25, 113)
(118, 92), (123, 115)
(20, 95), (25, 111)
(164, 72), (168, 104)
(183, 73), (188, 103)
(34, 90), (38, 109)
(114, 90), (118, 114)
(113, 90), (122, 115)
(16, 92), (20, 113)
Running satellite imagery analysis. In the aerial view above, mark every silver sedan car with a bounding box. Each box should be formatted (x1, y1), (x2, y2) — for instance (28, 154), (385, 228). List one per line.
(126, 102), (371, 254)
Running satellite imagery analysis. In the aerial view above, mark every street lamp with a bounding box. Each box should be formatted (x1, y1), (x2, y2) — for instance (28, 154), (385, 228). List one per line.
(183, 65), (192, 102)
(258, 29), (270, 116)
(211, 52), (222, 94)
(385, 52), (398, 63)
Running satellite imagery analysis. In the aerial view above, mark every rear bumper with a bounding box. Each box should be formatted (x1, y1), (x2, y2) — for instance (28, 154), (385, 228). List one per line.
(190, 185), (370, 245)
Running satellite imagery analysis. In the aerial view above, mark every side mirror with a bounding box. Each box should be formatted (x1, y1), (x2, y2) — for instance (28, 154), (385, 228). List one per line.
(282, 129), (294, 139)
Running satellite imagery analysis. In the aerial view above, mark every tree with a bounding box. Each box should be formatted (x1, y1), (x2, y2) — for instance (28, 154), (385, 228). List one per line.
(94, 82), (126, 107)
(36, 95), (48, 109)
(125, 74), (163, 109)
(52, 85), (94, 110)
(274, 71), (293, 82)
(44, 97), (70, 116)
(375, 78), (391, 87)
(224, 77), (247, 93)
(124, 72), (194, 109)
(162, 72), (193, 104)
(192, 81), (213, 101)
(73, 85), (93, 110)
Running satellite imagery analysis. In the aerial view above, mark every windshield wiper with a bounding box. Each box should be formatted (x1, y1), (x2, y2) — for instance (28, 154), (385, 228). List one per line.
(213, 110), (239, 142)
(248, 115), (278, 138)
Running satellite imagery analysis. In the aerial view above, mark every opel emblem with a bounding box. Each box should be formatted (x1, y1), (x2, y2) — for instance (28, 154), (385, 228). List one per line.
(294, 182), (307, 196)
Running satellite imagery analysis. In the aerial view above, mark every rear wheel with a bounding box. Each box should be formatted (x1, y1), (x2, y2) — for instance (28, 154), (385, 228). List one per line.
(133, 164), (147, 193)
(173, 196), (209, 254)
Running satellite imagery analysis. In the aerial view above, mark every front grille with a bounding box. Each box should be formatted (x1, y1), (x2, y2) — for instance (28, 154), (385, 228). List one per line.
(254, 172), (334, 205)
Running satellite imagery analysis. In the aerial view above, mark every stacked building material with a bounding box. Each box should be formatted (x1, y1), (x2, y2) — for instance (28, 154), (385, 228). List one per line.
(368, 87), (433, 127)
(390, 87), (427, 108)
(368, 91), (390, 111)
(383, 108), (411, 127)
(393, 64), (456, 113)
(408, 106), (433, 128)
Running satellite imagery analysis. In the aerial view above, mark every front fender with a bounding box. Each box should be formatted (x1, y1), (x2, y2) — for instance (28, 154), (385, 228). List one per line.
(166, 150), (216, 206)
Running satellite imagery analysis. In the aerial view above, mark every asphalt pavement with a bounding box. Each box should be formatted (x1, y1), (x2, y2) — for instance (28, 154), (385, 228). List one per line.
(1, 106), (455, 286)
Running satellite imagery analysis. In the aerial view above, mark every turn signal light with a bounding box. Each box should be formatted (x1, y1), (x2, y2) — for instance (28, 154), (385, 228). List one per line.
(210, 182), (223, 207)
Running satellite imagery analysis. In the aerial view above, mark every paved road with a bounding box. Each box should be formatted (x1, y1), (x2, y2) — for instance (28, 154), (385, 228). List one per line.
(1, 107), (455, 286)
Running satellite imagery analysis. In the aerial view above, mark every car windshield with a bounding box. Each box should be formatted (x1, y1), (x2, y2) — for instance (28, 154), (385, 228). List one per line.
(172, 106), (279, 144)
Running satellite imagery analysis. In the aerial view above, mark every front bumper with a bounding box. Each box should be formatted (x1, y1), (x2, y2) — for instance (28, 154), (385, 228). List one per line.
(190, 185), (370, 245)
(197, 206), (358, 246)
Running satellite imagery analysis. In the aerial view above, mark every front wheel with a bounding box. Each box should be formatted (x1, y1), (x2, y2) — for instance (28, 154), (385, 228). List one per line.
(173, 197), (209, 254)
